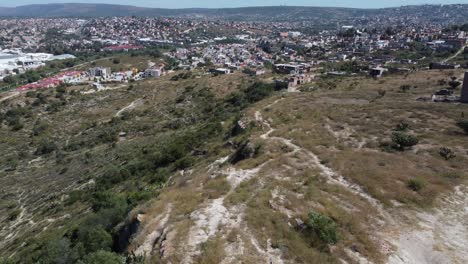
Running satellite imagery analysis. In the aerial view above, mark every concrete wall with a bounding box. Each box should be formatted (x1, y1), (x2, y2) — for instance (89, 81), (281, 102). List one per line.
(461, 72), (468, 103)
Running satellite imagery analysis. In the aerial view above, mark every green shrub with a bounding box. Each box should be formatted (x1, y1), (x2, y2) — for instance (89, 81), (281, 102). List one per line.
(46, 101), (65, 113)
(306, 211), (339, 244)
(8, 209), (21, 221)
(91, 192), (128, 212)
(41, 238), (79, 264)
(96, 129), (118, 144)
(0, 258), (16, 264)
(448, 80), (461, 89)
(439, 147), (456, 160)
(395, 121), (409, 131)
(66, 190), (85, 205)
(55, 85), (67, 94)
(32, 120), (48, 136)
(229, 140), (256, 164)
(456, 120), (468, 134)
(11, 120), (24, 131)
(81, 250), (124, 264)
(407, 178), (425, 192)
(35, 140), (57, 155)
(245, 82), (275, 103)
(391, 132), (418, 151)
(76, 226), (113, 254)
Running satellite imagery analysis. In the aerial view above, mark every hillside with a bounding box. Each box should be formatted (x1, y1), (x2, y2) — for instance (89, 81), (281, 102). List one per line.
(0, 3), (466, 22)
(0, 53), (467, 263)
(0, 4), (362, 19)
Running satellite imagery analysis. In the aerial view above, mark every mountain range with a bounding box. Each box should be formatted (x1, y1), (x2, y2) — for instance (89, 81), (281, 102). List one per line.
(0, 3), (466, 21)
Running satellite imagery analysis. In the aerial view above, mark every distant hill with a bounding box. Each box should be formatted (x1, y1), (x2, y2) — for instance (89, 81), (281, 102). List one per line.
(0, 3), (466, 22)
(0, 4), (363, 19)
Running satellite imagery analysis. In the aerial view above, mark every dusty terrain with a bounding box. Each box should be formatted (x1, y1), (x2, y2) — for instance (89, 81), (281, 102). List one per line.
(0, 68), (467, 263)
(126, 70), (468, 263)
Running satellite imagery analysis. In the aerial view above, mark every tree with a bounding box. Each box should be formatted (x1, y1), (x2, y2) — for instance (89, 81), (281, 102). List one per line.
(2, 75), (15, 84)
(391, 132), (419, 151)
(41, 238), (78, 264)
(306, 211), (339, 244)
(80, 250), (124, 264)
(76, 226), (113, 254)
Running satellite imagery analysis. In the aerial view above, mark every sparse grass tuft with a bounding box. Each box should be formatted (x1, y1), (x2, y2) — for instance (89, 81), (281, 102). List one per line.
(407, 178), (425, 192)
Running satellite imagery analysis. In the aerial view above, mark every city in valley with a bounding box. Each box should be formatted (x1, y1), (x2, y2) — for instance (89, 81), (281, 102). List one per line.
(0, 2), (467, 264)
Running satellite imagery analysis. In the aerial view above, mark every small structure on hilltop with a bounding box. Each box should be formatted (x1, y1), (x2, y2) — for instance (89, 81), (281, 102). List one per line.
(461, 72), (468, 103)
(209, 68), (231, 74)
(274, 63), (311, 74)
(144, 64), (165, 78)
(89, 67), (111, 78)
(275, 73), (314, 90)
(370, 67), (387, 78)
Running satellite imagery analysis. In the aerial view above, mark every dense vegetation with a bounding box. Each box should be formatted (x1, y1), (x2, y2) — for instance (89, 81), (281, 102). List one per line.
(0, 73), (275, 263)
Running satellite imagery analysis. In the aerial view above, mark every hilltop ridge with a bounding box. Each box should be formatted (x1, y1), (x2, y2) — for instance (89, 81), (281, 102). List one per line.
(0, 3), (466, 21)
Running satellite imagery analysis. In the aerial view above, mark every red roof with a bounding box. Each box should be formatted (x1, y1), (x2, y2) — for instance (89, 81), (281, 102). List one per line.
(16, 71), (83, 91)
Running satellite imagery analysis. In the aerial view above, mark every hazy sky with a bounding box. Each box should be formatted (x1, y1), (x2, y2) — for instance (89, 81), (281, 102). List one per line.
(2, 0), (468, 8)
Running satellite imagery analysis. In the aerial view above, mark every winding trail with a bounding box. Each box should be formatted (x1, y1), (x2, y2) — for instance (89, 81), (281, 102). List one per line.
(0, 91), (20, 103)
(115, 98), (143, 117)
(442, 44), (467, 63)
(255, 100), (383, 211)
(133, 97), (467, 263)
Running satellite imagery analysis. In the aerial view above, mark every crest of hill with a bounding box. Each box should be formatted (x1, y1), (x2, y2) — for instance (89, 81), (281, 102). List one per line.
(0, 3), (466, 19)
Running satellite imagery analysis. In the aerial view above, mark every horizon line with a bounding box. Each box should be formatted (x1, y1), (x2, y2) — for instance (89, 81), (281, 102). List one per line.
(0, 2), (462, 10)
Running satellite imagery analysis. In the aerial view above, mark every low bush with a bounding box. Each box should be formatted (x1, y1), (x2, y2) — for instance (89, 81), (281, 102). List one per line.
(456, 120), (468, 134)
(32, 120), (48, 136)
(76, 226), (113, 254)
(91, 191), (128, 212)
(407, 178), (425, 192)
(395, 121), (409, 131)
(8, 209), (21, 221)
(306, 211), (339, 244)
(40, 238), (78, 264)
(35, 140), (57, 155)
(82, 250), (125, 264)
(439, 147), (456, 160)
(391, 132), (418, 151)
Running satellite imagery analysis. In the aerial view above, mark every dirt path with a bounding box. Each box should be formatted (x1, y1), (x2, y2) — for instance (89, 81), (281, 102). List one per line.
(442, 45), (467, 63)
(255, 103), (383, 211)
(115, 98), (143, 117)
(0, 91), (20, 103)
(388, 185), (468, 264)
(132, 97), (467, 263)
(256, 98), (467, 263)
(82, 84), (128, 94)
